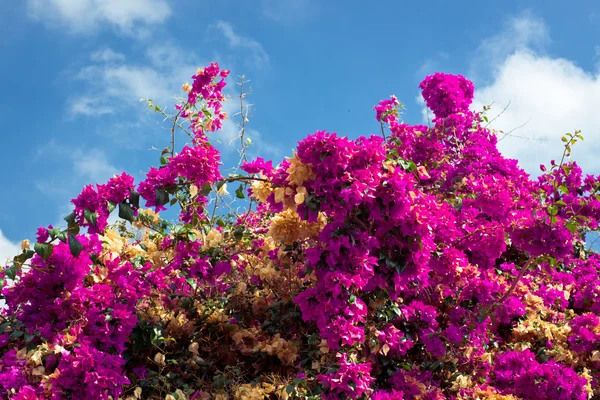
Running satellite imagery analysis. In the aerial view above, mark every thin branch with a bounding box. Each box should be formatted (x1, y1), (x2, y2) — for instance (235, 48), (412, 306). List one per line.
(484, 100), (510, 128)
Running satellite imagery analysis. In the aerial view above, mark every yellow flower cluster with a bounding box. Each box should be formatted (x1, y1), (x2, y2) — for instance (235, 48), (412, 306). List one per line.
(250, 175), (273, 203)
(234, 383), (289, 400)
(99, 226), (167, 267)
(285, 153), (315, 187)
(231, 328), (298, 366)
(203, 228), (224, 250)
(268, 209), (327, 244)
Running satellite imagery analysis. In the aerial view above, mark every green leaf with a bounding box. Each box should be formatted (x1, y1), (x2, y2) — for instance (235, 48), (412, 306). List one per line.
(454, 197), (463, 212)
(286, 384), (296, 395)
(107, 201), (117, 214)
(200, 183), (212, 197)
(566, 222), (578, 234)
(398, 159), (416, 171)
(235, 184), (245, 199)
(13, 250), (34, 267)
(69, 234), (83, 258)
(54, 231), (67, 243)
(400, 362), (412, 371)
(558, 185), (569, 194)
(84, 209), (98, 227)
(186, 277), (197, 290)
(5, 265), (16, 281)
(64, 212), (76, 226)
(11, 330), (24, 339)
(34, 243), (53, 260)
(129, 191), (140, 209)
(156, 189), (169, 206)
(385, 256), (406, 274)
(119, 202), (135, 222)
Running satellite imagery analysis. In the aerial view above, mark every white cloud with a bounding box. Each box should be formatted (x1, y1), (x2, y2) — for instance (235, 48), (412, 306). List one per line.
(70, 44), (283, 166)
(417, 52), (449, 78)
(69, 95), (115, 116)
(35, 141), (120, 196)
(468, 12), (600, 176)
(71, 45), (202, 116)
(72, 151), (120, 183)
(0, 229), (20, 266)
(470, 11), (549, 82)
(212, 21), (270, 68)
(473, 52), (600, 175)
(27, 0), (171, 35)
(90, 48), (125, 63)
(261, 0), (318, 23)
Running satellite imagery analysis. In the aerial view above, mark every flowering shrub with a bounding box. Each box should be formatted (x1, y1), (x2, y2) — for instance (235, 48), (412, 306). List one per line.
(1, 64), (600, 400)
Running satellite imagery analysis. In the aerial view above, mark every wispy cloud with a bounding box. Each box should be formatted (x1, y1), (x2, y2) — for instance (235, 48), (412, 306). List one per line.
(470, 10), (550, 82)
(90, 48), (126, 63)
(469, 12), (600, 175)
(70, 43), (282, 166)
(212, 21), (270, 68)
(417, 52), (450, 78)
(68, 95), (115, 116)
(70, 45), (202, 117)
(261, 0), (318, 23)
(27, 0), (171, 36)
(35, 141), (120, 196)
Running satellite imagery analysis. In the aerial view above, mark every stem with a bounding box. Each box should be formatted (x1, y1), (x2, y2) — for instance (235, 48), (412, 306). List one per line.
(171, 110), (181, 157)
(480, 257), (538, 320)
(239, 77), (249, 164)
(497, 257), (536, 305)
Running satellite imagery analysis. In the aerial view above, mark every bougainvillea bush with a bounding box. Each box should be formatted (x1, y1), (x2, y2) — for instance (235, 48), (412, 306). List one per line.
(2, 63), (600, 400)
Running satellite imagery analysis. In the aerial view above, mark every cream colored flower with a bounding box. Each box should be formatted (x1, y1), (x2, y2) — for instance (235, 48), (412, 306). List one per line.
(294, 186), (307, 205)
(154, 352), (166, 366)
(203, 228), (223, 249)
(218, 183), (229, 195)
(189, 184), (199, 198)
(286, 153), (315, 186)
(250, 178), (272, 203)
(188, 342), (199, 356)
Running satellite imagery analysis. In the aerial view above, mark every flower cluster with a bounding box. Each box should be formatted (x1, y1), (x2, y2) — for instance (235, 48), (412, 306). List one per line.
(2, 64), (600, 400)
(72, 172), (135, 233)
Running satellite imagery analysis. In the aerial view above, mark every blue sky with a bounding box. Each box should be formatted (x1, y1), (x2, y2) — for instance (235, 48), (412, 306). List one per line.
(0, 0), (599, 261)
